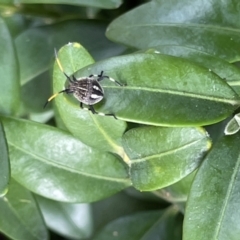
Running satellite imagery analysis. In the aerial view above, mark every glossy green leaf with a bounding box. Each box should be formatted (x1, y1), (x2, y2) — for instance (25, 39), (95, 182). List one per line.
(155, 171), (196, 213)
(4, 13), (28, 38)
(74, 53), (240, 126)
(183, 133), (240, 240)
(53, 105), (67, 131)
(92, 189), (164, 233)
(0, 116), (130, 202)
(29, 111), (54, 124)
(224, 113), (240, 135)
(93, 206), (182, 240)
(156, 171), (196, 203)
(106, 0), (240, 62)
(0, 17), (20, 115)
(0, 179), (48, 240)
(123, 126), (211, 191)
(52, 43), (127, 156)
(37, 196), (92, 239)
(15, 20), (125, 85)
(5, 0), (122, 8)
(21, 71), (52, 114)
(153, 46), (240, 95)
(0, 121), (10, 197)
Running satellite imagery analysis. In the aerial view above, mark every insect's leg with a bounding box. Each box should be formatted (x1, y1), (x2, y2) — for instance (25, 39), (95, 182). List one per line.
(72, 75), (78, 81)
(44, 89), (71, 108)
(95, 71), (105, 81)
(88, 71), (104, 78)
(54, 48), (74, 83)
(80, 102), (92, 112)
(88, 105), (98, 114)
(104, 76), (124, 86)
(104, 112), (117, 119)
(96, 71), (124, 86)
(63, 73), (74, 83)
(105, 113), (117, 119)
(80, 102), (94, 112)
(85, 105), (117, 119)
(80, 102), (83, 109)
(98, 71), (104, 78)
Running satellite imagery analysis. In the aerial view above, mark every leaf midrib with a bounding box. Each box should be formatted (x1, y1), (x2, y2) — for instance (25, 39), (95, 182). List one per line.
(103, 86), (239, 105)
(114, 23), (240, 34)
(214, 155), (240, 238)
(130, 138), (206, 163)
(3, 197), (41, 240)
(90, 113), (123, 153)
(9, 141), (129, 183)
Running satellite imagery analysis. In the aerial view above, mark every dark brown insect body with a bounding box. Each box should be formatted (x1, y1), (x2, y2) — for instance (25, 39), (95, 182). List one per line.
(69, 77), (104, 105)
(44, 49), (124, 118)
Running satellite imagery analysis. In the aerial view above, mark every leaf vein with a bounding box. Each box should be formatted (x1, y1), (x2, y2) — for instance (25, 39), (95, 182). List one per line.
(9, 141), (129, 183)
(104, 86), (239, 105)
(130, 138), (205, 163)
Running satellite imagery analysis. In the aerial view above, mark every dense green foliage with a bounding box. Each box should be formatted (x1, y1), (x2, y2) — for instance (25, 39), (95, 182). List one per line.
(1, 0), (240, 239)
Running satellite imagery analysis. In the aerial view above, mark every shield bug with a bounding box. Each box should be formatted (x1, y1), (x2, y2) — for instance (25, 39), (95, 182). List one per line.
(44, 49), (124, 119)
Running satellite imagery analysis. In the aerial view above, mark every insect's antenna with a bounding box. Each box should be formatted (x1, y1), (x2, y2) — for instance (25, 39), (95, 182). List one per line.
(54, 48), (73, 83)
(43, 90), (67, 108)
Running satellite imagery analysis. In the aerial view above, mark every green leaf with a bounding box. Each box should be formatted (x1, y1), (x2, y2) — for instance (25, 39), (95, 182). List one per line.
(153, 46), (240, 96)
(155, 171), (196, 213)
(28, 111), (54, 124)
(183, 133), (240, 240)
(1, 116), (130, 202)
(36, 196), (92, 239)
(4, 13), (28, 38)
(74, 53), (240, 126)
(5, 0), (122, 9)
(93, 206), (182, 240)
(92, 189), (163, 233)
(0, 17), (20, 115)
(224, 113), (240, 135)
(15, 20), (125, 85)
(106, 0), (240, 62)
(156, 171), (196, 203)
(21, 71), (52, 114)
(52, 43), (127, 156)
(0, 179), (48, 240)
(123, 126), (211, 191)
(0, 121), (10, 197)
(53, 105), (67, 131)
